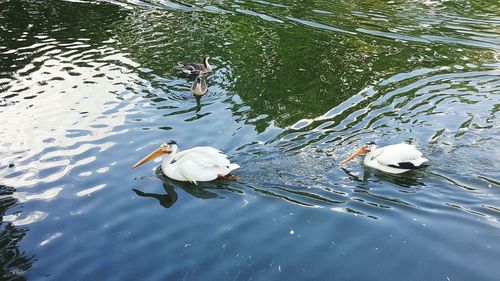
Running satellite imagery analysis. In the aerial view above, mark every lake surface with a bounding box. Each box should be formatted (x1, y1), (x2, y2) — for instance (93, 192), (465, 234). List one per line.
(1, 0), (499, 280)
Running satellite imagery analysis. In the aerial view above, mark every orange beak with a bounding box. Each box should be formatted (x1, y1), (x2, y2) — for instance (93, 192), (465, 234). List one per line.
(340, 145), (370, 165)
(132, 146), (171, 169)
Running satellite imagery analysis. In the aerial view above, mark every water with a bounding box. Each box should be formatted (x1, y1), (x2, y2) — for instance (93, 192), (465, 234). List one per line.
(1, 0), (499, 280)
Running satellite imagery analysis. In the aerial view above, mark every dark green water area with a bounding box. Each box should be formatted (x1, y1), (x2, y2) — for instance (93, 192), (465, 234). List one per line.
(0, 0), (499, 280)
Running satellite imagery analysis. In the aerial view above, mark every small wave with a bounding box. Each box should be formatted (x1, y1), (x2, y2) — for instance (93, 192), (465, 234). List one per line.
(236, 8), (283, 23)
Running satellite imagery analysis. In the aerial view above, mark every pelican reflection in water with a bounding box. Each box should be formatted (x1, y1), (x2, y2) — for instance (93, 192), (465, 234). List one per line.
(133, 170), (243, 208)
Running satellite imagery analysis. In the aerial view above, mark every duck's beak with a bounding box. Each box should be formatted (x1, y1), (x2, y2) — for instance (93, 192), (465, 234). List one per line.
(132, 146), (171, 168)
(340, 145), (370, 165)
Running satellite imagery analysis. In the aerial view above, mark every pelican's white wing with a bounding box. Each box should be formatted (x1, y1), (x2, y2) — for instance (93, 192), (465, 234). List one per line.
(375, 143), (428, 168)
(175, 147), (227, 163)
(174, 147), (239, 184)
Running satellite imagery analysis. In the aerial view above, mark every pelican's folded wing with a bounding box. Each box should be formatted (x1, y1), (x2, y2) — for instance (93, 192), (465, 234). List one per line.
(376, 144), (428, 168)
(175, 147), (231, 166)
(177, 160), (218, 184)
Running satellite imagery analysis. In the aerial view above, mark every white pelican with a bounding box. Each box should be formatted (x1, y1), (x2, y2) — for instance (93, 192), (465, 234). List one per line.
(179, 55), (212, 75)
(191, 74), (208, 96)
(340, 143), (429, 174)
(132, 140), (239, 184)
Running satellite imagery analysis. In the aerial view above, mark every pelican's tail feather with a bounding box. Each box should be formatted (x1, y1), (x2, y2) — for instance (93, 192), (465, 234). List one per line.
(227, 163), (240, 171)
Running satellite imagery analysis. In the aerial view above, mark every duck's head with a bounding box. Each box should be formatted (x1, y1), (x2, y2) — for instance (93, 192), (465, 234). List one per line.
(340, 141), (376, 165)
(132, 140), (178, 168)
(195, 75), (204, 83)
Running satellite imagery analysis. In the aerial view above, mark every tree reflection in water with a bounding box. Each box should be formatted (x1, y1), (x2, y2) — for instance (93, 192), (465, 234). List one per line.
(0, 185), (34, 280)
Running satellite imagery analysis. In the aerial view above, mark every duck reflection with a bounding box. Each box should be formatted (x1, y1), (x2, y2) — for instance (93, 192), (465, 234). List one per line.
(133, 168), (243, 208)
(195, 95), (202, 113)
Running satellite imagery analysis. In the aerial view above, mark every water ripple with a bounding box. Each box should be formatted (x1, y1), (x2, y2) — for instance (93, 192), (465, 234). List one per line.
(1, 0), (499, 280)
(288, 17), (355, 34)
(94, 0), (500, 53)
(236, 8), (283, 23)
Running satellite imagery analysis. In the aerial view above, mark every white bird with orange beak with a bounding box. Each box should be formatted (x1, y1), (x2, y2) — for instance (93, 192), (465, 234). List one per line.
(340, 142), (429, 174)
(132, 140), (239, 184)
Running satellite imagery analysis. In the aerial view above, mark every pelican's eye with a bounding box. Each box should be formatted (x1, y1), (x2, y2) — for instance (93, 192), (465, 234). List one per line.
(160, 145), (170, 151)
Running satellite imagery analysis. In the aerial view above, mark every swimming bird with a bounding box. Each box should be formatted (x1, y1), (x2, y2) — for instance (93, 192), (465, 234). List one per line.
(191, 74), (208, 96)
(179, 55), (212, 75)
(340, 143), (429, 174)
(132, 140), (239, 184)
